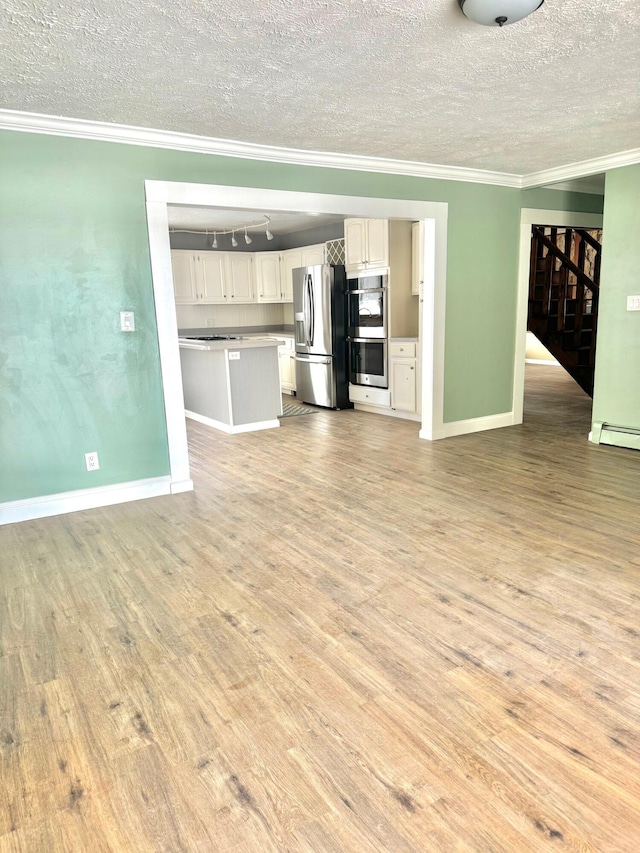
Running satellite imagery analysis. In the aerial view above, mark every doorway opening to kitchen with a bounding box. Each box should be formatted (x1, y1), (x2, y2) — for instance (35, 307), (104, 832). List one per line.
(145, 181), (447, 494)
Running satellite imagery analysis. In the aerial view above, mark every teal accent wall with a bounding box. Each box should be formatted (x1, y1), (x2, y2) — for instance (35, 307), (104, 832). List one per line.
(0, 129), (604, 504)
(592, 166), (640, 435)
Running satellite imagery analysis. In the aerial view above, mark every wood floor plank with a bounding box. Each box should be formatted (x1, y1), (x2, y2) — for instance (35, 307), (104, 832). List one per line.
(2, 366), (640, 850)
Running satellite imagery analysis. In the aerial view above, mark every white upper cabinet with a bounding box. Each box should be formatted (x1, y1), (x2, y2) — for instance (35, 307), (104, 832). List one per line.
(172, 251), (253, 304)
(225, 254), (254, 303)
(170, 251), (197, 304)
(344, 219), (389, 272)
(170, 241), (330, 306)
(255, 253), (282, 302)
(300, 243), (326, 267)
(344, 219), (367, 269)
(197, 253), (226, 303)
(411, 221), (424, 297)
(280, 249), (303, 302)
(365, 220), (389, 268)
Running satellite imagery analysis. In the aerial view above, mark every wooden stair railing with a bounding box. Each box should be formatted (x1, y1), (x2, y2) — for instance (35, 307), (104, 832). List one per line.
(528, 225), (601, 397)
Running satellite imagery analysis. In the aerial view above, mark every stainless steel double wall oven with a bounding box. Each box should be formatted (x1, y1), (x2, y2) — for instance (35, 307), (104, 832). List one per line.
(347, 271), (389, 388)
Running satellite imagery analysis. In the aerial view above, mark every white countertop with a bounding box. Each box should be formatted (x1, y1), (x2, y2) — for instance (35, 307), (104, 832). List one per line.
(178, 337), (283, 351)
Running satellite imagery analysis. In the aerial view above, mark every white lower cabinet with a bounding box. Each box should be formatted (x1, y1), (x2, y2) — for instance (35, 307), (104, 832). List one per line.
(349, 385), (391, 407)
(279, 349), (296, 394)
(391, 360), (417, 412)
(390, 339), (418, 413)
(270, 335), (296, 394)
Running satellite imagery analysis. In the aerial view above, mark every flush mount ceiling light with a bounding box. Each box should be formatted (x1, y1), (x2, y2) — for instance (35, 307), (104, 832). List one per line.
(458, 0), (544, 27)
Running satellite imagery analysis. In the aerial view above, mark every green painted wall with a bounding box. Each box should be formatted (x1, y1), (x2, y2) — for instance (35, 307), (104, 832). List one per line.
(592, 166), (640, 434)
(0, 130), (603, 503)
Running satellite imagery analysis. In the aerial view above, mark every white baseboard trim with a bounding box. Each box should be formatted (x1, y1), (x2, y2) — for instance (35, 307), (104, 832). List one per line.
(421, 410), (516, 441)
(352, 402), (422, 422)
(185, 410), (280, 433)
(170, 479), (195, 494)
(0, 475), (186, 526)
(526, 358), (561, 366)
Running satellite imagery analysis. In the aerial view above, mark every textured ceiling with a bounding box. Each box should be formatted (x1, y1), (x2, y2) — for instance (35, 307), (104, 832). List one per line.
(1, 0), (639, 174)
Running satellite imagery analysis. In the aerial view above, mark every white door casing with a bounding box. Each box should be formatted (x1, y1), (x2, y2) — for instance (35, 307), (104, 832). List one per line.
(514, 208), (604, 427)
(145, 181), (448, 490)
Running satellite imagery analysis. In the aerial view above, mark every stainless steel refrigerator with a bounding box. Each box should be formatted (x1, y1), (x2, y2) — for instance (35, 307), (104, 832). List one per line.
(293, 264), (351, 409)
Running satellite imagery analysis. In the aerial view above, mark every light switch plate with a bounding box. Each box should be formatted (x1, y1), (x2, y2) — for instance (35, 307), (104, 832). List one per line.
(120, 311), (135, 331)
(228, 351), (241, 360)
(627, 296), (640, 312)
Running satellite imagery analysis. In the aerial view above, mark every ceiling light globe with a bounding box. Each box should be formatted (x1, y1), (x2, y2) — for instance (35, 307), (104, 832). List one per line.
(458, 0), (544, 26)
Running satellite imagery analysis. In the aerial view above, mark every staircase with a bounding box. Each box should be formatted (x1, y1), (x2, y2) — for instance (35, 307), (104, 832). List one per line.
(528, 226), (602, 396)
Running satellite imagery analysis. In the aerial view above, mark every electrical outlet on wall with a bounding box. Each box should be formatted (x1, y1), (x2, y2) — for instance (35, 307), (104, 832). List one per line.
(206, 318), (217, 327)
(85, 451), (100, 471)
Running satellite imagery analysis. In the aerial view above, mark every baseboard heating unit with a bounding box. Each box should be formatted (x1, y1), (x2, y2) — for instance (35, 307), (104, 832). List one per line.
(590, 422), (640, 451)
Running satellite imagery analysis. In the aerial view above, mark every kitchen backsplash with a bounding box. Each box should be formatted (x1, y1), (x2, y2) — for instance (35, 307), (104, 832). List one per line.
(175, 302), (285, 329)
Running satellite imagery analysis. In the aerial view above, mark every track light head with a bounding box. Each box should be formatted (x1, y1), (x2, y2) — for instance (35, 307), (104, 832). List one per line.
(244, 228), (252, 245)
(231, 232), (238, 248)
(211, 233), (218, 249)
(265, 228), (274, 241)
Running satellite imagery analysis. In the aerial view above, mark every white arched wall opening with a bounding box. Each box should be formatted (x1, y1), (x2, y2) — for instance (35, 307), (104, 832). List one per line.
(512, 207), (604, 431)
(145, 181), (449, 493)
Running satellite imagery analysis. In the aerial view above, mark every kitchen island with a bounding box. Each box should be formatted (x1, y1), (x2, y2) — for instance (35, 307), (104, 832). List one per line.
(179, 336), (283, 434)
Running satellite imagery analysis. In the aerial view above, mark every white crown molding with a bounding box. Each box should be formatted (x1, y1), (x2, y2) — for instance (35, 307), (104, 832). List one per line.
(522, 147), (640, 189)
(0, 108), (521, 187)
(2, 108), (638, 191)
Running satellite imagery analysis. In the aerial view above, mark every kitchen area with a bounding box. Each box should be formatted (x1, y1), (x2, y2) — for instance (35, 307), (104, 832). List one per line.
(169, 206), (424, 434)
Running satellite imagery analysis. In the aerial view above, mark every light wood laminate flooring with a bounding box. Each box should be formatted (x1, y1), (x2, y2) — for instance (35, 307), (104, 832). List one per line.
(2, 366), (640, 851)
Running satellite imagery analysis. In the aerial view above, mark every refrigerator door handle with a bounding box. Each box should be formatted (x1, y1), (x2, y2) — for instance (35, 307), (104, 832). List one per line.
(306, 274), (314, 348)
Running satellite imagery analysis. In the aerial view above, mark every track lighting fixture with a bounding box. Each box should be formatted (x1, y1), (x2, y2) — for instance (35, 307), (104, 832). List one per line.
(171, 214), (276, 247)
